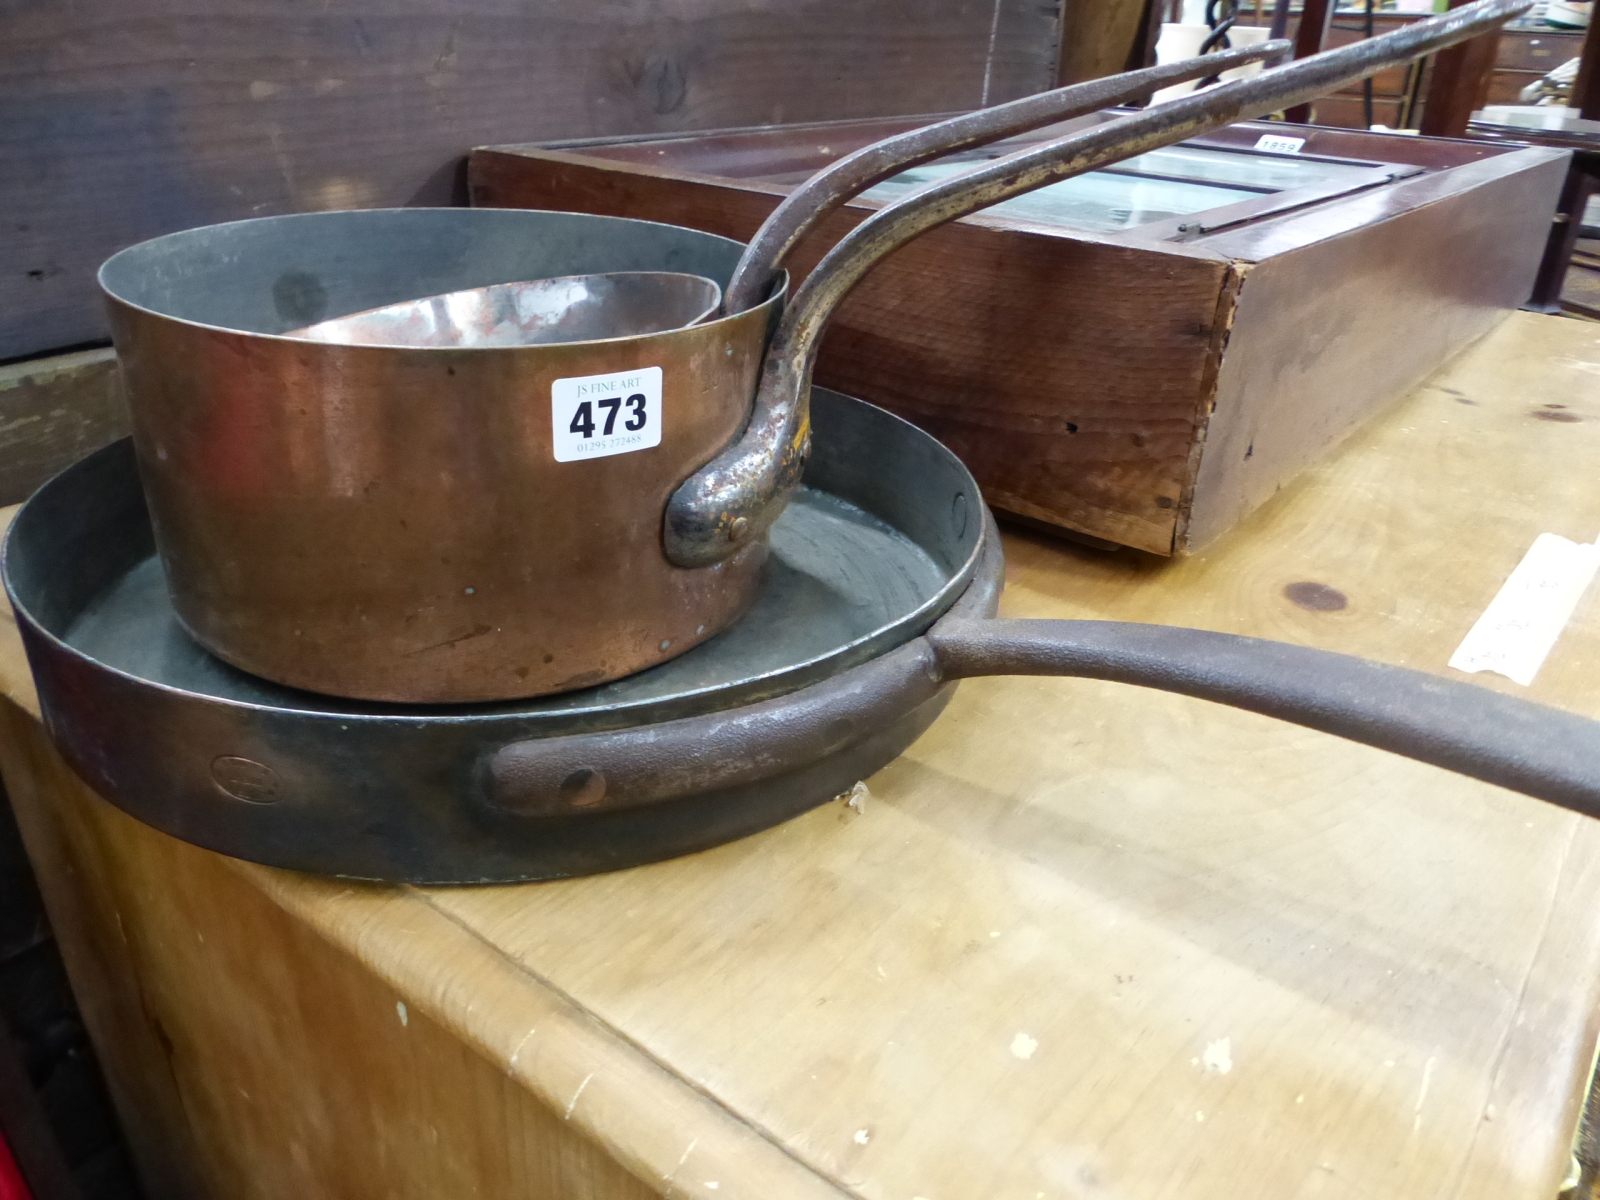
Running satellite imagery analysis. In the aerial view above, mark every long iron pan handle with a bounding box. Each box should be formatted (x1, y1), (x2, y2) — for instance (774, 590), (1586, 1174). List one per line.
(662, 0), (1531, 568)
(491, 612), (1600, 821)
(928, 618), (1600, 819)
(720, 39), (1293, 315)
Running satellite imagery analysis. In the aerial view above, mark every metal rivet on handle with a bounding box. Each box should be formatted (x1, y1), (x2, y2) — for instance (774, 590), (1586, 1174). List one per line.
(558, 767), (608, 809)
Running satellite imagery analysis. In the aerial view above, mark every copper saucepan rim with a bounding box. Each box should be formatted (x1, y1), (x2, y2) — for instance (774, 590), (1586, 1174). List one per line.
(97, 207), (783, 352)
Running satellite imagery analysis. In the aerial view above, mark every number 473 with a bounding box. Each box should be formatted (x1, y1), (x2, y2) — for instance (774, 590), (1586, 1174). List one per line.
(570, 393), (647, 439)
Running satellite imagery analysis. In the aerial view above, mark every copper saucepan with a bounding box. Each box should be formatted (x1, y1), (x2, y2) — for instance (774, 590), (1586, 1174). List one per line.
(98, 0), (1521, 704)
(100, 211), (785, 703)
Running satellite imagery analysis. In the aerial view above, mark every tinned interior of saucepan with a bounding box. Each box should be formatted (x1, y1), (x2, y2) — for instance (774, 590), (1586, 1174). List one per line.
(98, 209), (785, 705)
(99, 208), (749, 335)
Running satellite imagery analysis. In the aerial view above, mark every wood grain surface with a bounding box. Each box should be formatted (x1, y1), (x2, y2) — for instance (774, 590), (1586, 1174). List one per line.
(3, 312), (1600, 1199)
(0, 0), (1059, 360)
(1285, 0), (1336, 124)
(1577, 9), (1600, 121)
(1055, 0), (1151, 86)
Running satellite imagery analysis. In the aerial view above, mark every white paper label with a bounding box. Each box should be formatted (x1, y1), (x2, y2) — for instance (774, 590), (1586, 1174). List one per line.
(1448, 533), (1600, 687)
(551, 366), (662, 462)
(1254, 134), (1306, 155)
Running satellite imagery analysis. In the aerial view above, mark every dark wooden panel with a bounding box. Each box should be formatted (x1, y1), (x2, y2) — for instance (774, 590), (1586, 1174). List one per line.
(1576, 12), (1600, 120)
(1285, 0), (1335, 124)
(0, 0), (1059, 361)
(1419, 0), (1504, 138)
(1263, 14), (1416, 128)
(816, 234), (1226, 554)
(1322, 28), (1413, 96)
(1307, 95), (1407, 129)
(531, 114), (943, 181)
(1485, 69), (1544, 106)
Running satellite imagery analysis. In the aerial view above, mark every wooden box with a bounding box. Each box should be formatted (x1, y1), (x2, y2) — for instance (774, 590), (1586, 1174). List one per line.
(470, 116), (1567, 553)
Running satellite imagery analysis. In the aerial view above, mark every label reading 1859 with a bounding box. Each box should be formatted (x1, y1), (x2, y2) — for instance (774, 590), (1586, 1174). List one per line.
(1253, 133), (1306, 155)
(551, 366), (662, 462)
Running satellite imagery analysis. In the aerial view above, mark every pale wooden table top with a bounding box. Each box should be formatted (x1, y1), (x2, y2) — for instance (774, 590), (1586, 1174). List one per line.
(5, 311), (1600, 1200)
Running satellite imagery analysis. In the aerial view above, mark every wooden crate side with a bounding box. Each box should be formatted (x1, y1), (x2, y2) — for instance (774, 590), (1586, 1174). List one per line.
(1181, 151), (1571, 553)
(471, 150), (1230, 555)
(814, 233), (1229, 555)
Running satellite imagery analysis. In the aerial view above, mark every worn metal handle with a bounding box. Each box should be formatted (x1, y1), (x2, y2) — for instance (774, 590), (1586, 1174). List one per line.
(721, 39), (1293, 315)
(662, 0), (1531, 569)
(489, 639), (947, 816)
(491, 609), (1600, 821)
(929, 618), (1600, 820)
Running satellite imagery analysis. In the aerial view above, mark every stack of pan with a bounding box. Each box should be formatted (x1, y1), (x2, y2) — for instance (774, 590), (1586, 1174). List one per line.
(9, 0), (1594, 884)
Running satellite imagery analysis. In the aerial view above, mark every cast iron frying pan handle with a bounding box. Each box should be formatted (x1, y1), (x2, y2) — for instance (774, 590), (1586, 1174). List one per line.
(929, 618), (1600, 820)
(492, 612), (1600, 823)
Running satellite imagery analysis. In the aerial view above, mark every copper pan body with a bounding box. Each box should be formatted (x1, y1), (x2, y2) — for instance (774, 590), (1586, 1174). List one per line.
(101, 209), (780, 703)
